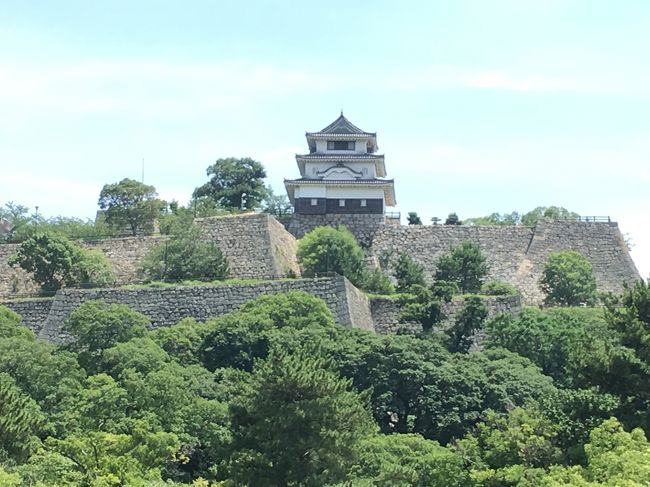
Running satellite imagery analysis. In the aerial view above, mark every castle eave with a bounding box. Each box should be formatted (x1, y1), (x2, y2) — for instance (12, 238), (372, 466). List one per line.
(295, 154), (387, 178)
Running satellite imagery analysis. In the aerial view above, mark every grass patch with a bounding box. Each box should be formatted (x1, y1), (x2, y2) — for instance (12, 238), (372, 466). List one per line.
(121, 277), (296, 290)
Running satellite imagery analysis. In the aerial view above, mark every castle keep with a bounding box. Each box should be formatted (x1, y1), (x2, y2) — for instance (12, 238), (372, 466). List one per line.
(287, 114), (397, 245)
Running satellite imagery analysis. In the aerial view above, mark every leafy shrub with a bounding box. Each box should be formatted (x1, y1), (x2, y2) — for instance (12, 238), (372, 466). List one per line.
(9, 234), (114, 292)
(434, 241), (488, 293)
(297, 226), (365, 286)
(481, 280), (519, 296)
(140, 226), (228, 282)
(540, 250), (597, 306)
(361, 268), (395, 295)
(393, 252), (425, 293)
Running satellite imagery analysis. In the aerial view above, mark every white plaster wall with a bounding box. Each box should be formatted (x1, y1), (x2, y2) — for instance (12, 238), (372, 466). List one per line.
(304, 161), (376, 178)
(295, 186), (326, 198)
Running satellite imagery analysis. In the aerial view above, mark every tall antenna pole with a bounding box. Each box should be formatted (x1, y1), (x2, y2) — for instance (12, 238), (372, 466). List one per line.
(141, 158), (145, 183)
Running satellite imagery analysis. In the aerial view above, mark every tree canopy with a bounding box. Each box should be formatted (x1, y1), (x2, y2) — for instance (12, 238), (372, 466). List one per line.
(297, 226), (365, 286)
(0, 272), (648, 485)
(98, 178), (165, 236)
(193, 157), (268, 210)
(9, 233), (115, 292)
(540, 250), (598, 306)
(434, 240), (489, 293)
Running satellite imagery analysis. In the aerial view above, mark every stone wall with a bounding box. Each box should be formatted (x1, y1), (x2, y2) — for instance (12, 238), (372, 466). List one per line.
(17, 275), (371, 344)
(0, 237), (163, 297)
(0, 244), (40, 297)
(288, 213), (385, 247)
(370, 221), (640, 304)
(343, 278), (374, 331)
(83, 236), (165, 284)
(370, 294), (522, 335)
(3, 298), (53, 335)
(196, 213), (300, 278)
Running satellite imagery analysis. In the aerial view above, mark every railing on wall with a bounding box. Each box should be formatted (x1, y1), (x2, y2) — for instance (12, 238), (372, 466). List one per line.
(385, 211), (401, 220)
(576, 216), (611, 222)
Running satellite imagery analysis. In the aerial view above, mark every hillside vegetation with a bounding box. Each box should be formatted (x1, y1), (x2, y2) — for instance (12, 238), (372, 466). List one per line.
(0, 280), (649, 486)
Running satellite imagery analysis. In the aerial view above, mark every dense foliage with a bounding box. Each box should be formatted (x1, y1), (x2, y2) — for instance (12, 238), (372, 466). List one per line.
(540, 250), (598, 306)
(9, 234), (115, 292)
(297, 226), (365, 286)
(193, 157), (268, 211)
(434, 240), (489, 293)
(139, 226), (228, 282)
(0, 202), (117, 242)
(98, 178), (165, 236)
(0, 278), (649, 485)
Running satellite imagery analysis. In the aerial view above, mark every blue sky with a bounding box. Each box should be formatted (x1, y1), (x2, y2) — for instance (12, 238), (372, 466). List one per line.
(1, 0), (648, 277)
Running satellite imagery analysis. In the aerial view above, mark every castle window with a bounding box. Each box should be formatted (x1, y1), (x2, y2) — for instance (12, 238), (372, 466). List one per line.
(310, 198), (318, 206)
(327, 141), (355, 150)
(339, 199), (345, 207)
(361, 199), (367, 207)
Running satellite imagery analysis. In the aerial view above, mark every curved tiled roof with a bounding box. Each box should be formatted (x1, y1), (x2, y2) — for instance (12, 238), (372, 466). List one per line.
(306, 113), (375, 136)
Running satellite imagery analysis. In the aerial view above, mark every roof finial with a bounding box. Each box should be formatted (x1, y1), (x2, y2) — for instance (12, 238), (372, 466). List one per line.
(340, 109), (344, 117)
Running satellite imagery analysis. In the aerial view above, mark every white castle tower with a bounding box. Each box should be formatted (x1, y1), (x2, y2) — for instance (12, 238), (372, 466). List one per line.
(284, 113), (396, 230)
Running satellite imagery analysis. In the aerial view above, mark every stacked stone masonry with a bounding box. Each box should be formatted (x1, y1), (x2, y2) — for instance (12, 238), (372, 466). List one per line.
(196, 213), (300, 278)
(288, 213), (384, 248)
(8, 276), (373, 344)
(369, 220), (640, 304)
(370, 295), (522, 335)
(0, 236), (164, 297)
(0, 216), (641, 306)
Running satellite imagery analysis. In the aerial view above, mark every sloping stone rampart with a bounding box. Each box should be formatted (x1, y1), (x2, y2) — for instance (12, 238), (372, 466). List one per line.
(370, 221), (640, 304)
(196, 213), (300, 278)
(9, 275), (371, 344)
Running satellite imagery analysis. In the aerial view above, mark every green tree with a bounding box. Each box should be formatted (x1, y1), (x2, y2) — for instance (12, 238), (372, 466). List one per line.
(226, 352), (376, 487)
(464, 211), (521, 226)
(445, 212), (461, 225)
(9, 233), (79, 292)
(73, 248), (116, 287)
(540, 418), (650, 486)
(193, 157), (268, 210)
(434, 240), (489, 293)
(521, 206), (579, 227)
(139, 226), (228, 282)
(0, 201), (33, 241)
(9, 233), (114, 292)
(606, 280), (650, 363)
(63, 300), (149, 372)
(393, 252), (426, 293)
(201, 291), (335, 372)
(297, 226), (365, 286)
(348, 433), (470, 487)
(261, 186), (292, 218)
(362, 268), (395, 295)
(481, 280), (519, 296)
(446, 296), (488, 353)
(399, 284), (446, 331)
(540, 250), (597, 306)
(407, 212), (422, 225)
(98, 178), (165, 236)
(0, 372), (45, 461)
(45, 426), (179, 486)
